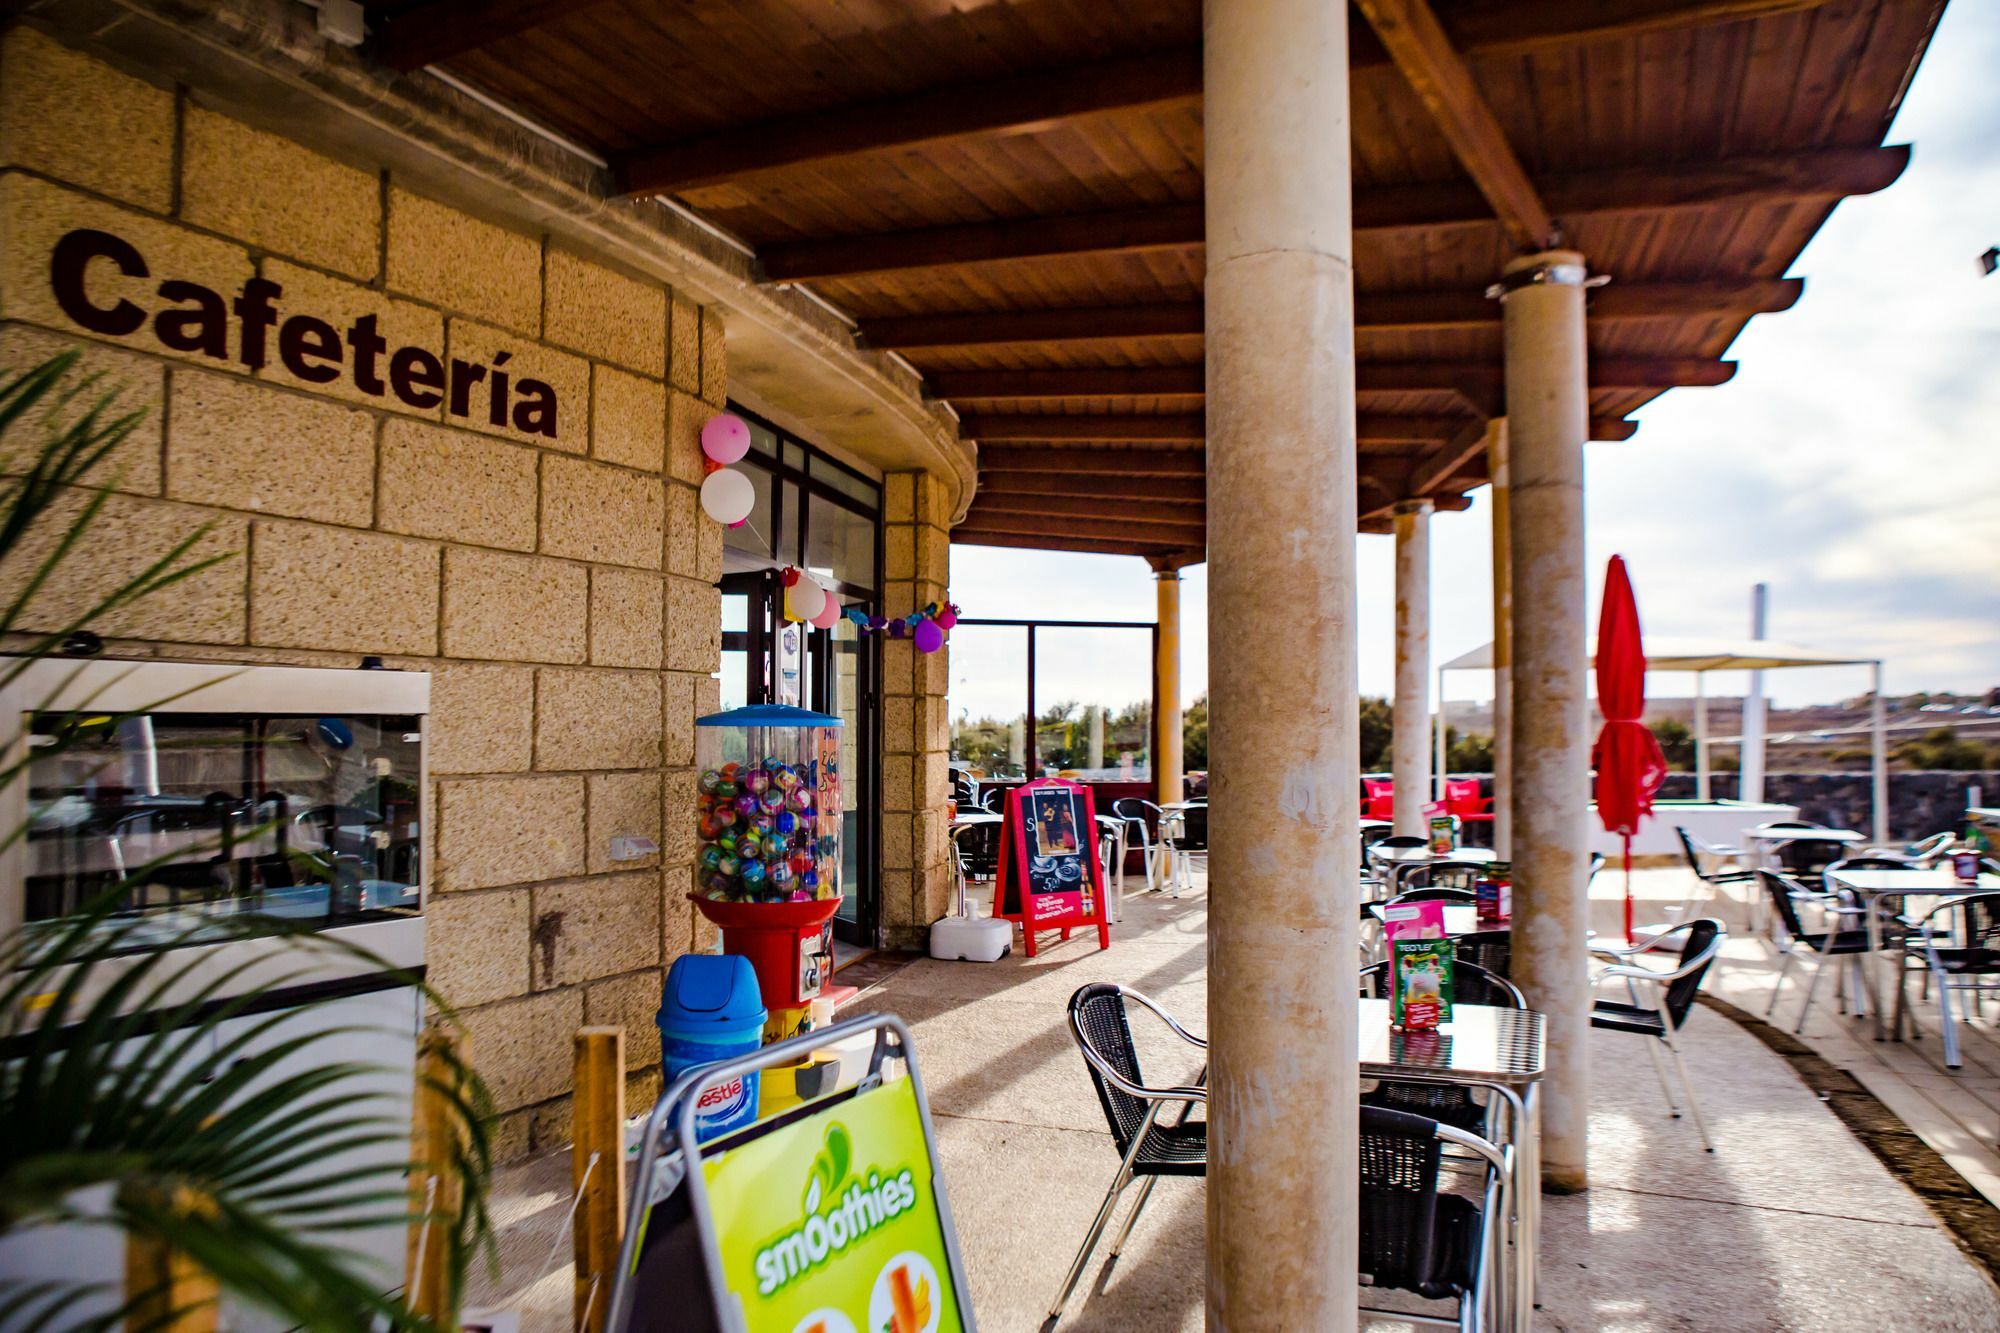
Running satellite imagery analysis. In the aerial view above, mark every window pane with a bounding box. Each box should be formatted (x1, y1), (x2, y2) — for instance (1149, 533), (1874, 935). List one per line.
(747, 418), (779, 457)
(948, 625), (1029, 782)
(1034, 626), (1152, 781)
(806, 492), (876, 594)
(811, 455), (880, 508)
(720, 591), (750, 633)
(719, 650), (750, 712)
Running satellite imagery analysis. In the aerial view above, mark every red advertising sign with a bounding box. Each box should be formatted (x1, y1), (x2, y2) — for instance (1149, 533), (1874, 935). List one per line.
(993, 778), (1111, 957)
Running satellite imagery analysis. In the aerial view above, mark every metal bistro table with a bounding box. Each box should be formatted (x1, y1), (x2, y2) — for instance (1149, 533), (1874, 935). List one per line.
(1359, 997), (1545, 1333)
(1825, 864), (2000, 1044)
(1367, 842), (1498, 895)
(1744, 822), (1867, 866)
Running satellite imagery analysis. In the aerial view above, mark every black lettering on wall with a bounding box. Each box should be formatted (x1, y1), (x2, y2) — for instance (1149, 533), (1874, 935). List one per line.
(513, 379), (557, 438)
(347, 314), (387, 396)
(489, 350), (512, 427)
(232, 278), (283, 371)
(278, 314), (342, 384)
(447, 358), (486, 418)
(152, 280), (228, 359)
(50, 229), (147, 336)
(391, 347), (445, 410)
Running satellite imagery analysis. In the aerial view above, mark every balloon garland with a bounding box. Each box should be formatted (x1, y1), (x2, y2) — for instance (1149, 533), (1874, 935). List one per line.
(777, 565), (957, 654)
(699, 410), (959, 656)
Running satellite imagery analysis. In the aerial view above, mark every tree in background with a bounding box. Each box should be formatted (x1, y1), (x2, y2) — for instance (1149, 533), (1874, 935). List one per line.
(1359, 696), (1393, 770)
(1447, 729), (1494, 773)
(1650, 717), (1696, 770)
(1895, 726), (1995, 772)
(1184, 692), (1209, 769)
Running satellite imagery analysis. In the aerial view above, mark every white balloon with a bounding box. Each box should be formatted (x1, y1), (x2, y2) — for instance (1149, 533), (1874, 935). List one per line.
(699, 468), (755, 524)
(788, 576), (826, 621)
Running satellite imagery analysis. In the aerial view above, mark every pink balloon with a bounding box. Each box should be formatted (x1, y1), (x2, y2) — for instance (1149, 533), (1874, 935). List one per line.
(913, 618), (945, 653)
(700, 413), (751, 465)
(811, 591), (841, 629)
(935, 608), (957, 630)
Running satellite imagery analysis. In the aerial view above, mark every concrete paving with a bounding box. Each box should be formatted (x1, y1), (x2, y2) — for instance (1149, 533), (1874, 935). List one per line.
(470, 867), (2000, 1331)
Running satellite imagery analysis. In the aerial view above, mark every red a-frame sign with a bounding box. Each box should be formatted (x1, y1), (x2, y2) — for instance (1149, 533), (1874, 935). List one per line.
(992, 777), (1111, 957)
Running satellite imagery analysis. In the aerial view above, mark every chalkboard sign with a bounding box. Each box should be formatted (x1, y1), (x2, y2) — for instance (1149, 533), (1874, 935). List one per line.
(993, 778), (1110, 957)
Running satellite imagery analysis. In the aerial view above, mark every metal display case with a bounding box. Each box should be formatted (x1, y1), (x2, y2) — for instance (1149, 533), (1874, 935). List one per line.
(0, 659), (429, 1329)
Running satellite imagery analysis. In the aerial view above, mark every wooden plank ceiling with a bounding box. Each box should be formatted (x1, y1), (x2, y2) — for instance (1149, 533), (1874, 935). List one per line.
(364, 0), (1943, 562)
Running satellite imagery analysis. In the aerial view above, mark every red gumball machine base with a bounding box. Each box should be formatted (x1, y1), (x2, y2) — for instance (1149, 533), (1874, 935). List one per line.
(689, 894), (850, 1032)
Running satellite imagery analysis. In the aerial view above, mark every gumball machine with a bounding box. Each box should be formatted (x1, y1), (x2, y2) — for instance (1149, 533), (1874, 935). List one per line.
(690, 705), (847, 1090)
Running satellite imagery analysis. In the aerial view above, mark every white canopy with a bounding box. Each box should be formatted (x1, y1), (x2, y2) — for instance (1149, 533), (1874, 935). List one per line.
(1439, 635), (1877, 674)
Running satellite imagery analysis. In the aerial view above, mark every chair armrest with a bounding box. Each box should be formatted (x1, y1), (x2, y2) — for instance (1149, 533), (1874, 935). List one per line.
(1123, 985), (1209, 1049)
(1079, 1046), (1209, 1105)
(1590, 921), (1698, 958)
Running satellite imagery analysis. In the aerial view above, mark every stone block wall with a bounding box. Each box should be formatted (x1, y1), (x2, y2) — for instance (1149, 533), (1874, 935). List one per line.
(878, 471), (954, 949)
(0, 26), (727, 1157)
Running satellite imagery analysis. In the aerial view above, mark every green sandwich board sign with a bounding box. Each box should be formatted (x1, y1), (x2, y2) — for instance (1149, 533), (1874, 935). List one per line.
(608, 1014), (975, 1333)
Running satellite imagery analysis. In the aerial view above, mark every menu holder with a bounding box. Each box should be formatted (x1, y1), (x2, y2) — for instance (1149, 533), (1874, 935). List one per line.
(992, 777), (1111, 958)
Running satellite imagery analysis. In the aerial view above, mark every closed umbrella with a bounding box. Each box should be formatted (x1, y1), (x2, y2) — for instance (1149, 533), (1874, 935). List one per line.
(1593, 555), (1669, 942)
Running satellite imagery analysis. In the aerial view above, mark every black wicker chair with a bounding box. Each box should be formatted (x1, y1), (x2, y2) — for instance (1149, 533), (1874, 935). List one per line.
(1759, 868), (1876, 1033)
(1401, 861), (1488, 892)
(1358, 1105), (1507, 1331)
(1453, 930), (1512, 981)
(1591, 917), (1729, 1150)
(1048, 984), (1207, 1329)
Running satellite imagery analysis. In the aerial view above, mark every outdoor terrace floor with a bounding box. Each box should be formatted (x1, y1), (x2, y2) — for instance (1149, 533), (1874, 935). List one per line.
(471, 865), (2000, 1331)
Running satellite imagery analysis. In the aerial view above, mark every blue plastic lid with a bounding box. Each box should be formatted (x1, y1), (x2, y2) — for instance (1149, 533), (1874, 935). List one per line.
(659, 953), (766, 1028)
(696, 703), (842, 729)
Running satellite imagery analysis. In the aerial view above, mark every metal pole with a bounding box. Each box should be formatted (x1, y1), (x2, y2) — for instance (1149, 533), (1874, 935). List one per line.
(1694, 673), (1710, 801)
(1742, 583), (1769, 805)
(1871, 661), (1889, 843)
(1435, 667), (1449, 804)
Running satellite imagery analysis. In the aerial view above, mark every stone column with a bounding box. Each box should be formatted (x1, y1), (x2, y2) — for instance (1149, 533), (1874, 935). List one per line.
(1392, 499), (1434, 835)
(1501, 250), (1592, 1193)
(879, 471), (954, 950)
(1205, 0), (1360, 1323)
(1488, 419), (1514, 857)
(1152, 563), (1184, 803)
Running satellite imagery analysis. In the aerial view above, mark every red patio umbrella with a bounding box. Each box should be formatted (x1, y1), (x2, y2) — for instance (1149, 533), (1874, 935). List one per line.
(1594, 555), (1669, 942)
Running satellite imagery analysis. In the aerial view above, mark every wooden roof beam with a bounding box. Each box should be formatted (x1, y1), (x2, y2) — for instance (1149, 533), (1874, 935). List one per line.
(861, 304), (1200, 351)
(970, 495), (1207, 528)
(609, 2), (1837, 195)
(957, 512), (1207, 547)
(1355, 0), (1556, 250)
(617, 48), (1201, 196)
(964, 414), (1473, 444)
(369, 0), (615, 72)
(933, 358), (1738, 402)
(978, 447), (1204, 478)
(978, 473), (1206, 504)
(952, 529), (1201, 560)
(790, 145), (1894, 282)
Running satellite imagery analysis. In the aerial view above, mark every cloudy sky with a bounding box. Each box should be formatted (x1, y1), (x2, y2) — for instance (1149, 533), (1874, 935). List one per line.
(948, 1), (1999, 721)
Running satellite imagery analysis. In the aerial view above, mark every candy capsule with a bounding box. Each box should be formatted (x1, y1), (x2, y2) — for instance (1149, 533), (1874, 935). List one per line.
(763, 755), (783, 773)
(705, 872), (732, 896)
(716, 779), (739, 800)
(773, 766), (800, 793)
(738, 831), (764, 859)
(762, 831), (788, 859)
(698, 769), (724, 795)
(717, 854), (740, 878)
(717, 827), (739, 852)
(760, 788), (787, 814)
(776, 810), (798, 836)
(735, 792), (761, 817)
(714, 805), (738, 829)
(790, 851), (814, 875)
(698, 814), (723, 841)
(721, 761), (741, 777)
(745, 768), (770, 795)
(752, 814), (776, 836)
(787, 786), (814, 813)
(769, 859), (794, 887)
(801, 868), (819, 890)
(739, 858), (767, 886)
(789, 888), (813, 903)
(699, 844), (723, 872)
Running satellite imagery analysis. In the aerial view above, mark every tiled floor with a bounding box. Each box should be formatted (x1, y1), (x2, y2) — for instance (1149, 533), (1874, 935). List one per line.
(469, 864), (2000, 1330)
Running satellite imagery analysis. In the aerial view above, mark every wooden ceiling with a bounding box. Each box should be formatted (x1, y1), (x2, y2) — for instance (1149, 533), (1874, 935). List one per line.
(363, 0), (1944, 563)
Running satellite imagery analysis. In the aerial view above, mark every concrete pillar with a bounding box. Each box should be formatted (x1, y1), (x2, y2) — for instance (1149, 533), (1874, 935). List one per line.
(1205, 0), (1360, 1323)
(1694, 674), (1711, 801)
(1393, 499), (1434, 836)
(1871, 662), (1889, 842)
(1153, 565), (1185, 804)
(1500, 249), (1593, 1193)
(1488, 419), (1514, 858)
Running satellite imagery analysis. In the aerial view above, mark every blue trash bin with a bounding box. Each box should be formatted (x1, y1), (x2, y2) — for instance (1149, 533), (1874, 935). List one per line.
(658, 953), (766, 1142)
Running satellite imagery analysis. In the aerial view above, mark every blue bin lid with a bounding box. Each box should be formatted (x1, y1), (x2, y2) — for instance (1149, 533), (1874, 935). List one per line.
(696, 703), (842, 729)
(660, 953), (766, 1028)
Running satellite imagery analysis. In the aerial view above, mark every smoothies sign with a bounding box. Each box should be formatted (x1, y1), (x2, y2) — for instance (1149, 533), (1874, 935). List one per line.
(704, 1077), (964, 1333)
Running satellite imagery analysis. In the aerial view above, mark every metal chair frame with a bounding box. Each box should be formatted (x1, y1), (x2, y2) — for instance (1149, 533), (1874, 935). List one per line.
(1760, 868), (1875, 1030)
(1048, 985), (1207, 1330)
(1160, 801), (1207, 897)
(1357, 1109), (1510, 1333)
(1896, 890), (2000, 1070)
(1590, 918), (1728, 1151)
(1111, 797), (1166, 894)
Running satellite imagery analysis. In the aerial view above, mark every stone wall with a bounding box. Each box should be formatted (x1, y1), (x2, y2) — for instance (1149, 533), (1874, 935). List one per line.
(1656, 772), (1996, 841)
(0, 26), (725, 1157)
(878, 472), (953, 949)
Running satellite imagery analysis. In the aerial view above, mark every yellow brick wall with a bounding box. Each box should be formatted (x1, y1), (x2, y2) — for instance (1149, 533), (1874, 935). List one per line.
(0, 25), (731, 1158)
